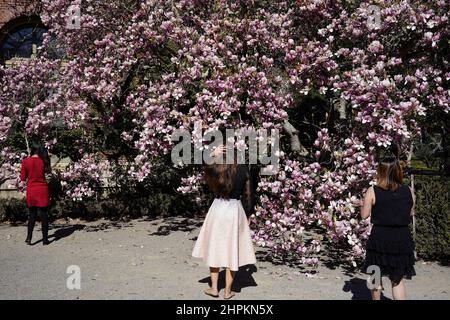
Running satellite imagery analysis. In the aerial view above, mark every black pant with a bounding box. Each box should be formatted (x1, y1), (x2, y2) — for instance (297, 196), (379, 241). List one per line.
(27, 207), (49, 241)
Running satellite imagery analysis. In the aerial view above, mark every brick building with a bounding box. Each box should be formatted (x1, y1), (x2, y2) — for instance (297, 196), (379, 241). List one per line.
(0, 0), (43, 64)
(1, 0), (56, 198)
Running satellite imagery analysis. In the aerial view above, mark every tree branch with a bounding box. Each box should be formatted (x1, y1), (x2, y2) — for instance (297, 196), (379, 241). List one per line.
(283, 119), (309, 157)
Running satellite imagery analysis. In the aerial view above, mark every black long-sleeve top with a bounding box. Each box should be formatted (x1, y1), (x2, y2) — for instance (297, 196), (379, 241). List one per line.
(216, 164), (256, 217)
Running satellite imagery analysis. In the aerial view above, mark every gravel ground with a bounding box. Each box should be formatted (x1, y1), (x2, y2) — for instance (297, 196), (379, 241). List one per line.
(0, 217), (448, 300)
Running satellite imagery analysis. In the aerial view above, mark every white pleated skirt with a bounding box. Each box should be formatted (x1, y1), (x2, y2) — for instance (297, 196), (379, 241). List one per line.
(192, 198), (257, 271)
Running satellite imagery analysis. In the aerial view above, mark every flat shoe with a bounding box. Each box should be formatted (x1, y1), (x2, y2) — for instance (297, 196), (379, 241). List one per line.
(224, 292), (236, 300)
(204, 289), (219, 298)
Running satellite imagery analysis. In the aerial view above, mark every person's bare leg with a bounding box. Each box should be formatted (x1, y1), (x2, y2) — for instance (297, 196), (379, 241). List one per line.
(370, 278), (383, 300)
(205, 267), (219, 297)
(224, 268), (236, 299)
(371, 288), (382, 300)
(392, 279), (406, 300)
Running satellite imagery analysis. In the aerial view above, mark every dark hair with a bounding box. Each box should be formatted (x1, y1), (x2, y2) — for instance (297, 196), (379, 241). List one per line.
(30, 141), (51, 173)
(204, 143), (241, 198)
(376, 155), (403, 191)
(204, 163), (237, 199)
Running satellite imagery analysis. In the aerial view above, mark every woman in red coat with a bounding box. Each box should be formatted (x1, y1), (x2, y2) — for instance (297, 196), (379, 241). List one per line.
(20, 141), (51, 245)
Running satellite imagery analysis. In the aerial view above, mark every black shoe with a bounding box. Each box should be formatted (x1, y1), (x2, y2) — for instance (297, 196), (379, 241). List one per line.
(25, 239), (31, 245)
(42, 239), (50, 246)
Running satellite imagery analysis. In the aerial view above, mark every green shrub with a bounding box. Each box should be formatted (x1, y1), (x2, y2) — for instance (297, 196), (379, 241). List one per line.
(410, 175), (450, 263)
(0, 189), (207, 222)
(0, 198), (28, 222)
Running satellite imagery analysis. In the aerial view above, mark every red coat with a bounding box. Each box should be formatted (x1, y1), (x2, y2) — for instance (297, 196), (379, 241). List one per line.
(20, 156), (50, 208)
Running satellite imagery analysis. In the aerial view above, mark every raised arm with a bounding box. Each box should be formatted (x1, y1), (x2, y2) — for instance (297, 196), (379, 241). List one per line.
(241, 167), (256, 218)
(409, 186), (416, 216)
(20, 160), (28, 182)
(360, 186), (375, 220)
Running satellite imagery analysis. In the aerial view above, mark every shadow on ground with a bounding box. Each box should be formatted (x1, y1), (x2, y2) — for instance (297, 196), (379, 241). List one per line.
(198, 265), (258, 293)
(255, 250), (308, 270)
(321, 245), (361, 277)
(148, 217), (203, 236)
(49, 224), (85, 242)
(25, 223), (85, 245)
(25, 220), (133, 245)
(343, 278), (391, 300)
(82, 221), (133, 232)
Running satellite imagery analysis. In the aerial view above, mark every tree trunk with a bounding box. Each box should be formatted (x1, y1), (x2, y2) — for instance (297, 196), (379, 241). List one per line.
(283, 119), (309, 157)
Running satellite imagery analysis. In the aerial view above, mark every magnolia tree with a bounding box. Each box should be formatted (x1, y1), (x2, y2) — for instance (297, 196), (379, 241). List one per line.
(0, 0), (448, 266)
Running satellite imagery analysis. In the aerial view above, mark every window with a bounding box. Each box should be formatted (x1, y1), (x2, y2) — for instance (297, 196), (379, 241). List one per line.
(1, 26), (48, 60)
(0, 16), (48, 64)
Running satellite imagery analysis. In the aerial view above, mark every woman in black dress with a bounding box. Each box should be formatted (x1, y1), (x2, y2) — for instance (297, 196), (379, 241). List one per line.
(361, 156), (416, 300)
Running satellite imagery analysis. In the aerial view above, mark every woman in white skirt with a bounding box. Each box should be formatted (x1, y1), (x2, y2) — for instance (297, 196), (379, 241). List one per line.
(192, 147), (256, 299)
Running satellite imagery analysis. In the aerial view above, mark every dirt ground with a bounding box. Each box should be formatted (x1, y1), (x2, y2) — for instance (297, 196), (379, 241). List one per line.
(0, 217), (448, 300)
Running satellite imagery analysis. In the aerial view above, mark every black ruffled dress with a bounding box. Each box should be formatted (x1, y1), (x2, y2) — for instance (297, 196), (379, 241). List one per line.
(363, 184), (416, 283)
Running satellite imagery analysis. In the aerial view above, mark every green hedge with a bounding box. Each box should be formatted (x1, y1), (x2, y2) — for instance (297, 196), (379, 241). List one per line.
(0, 198), (28, 222)
(0, 184), (209, 222)
(410, 175), (450, 263)
(0, 192), (204, 222)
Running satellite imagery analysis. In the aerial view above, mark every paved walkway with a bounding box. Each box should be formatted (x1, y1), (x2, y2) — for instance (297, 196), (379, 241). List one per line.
(0, 217), (448, 300)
